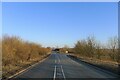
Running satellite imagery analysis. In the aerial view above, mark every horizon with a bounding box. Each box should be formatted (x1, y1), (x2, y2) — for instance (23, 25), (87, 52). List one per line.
(2, 2), (118, 47)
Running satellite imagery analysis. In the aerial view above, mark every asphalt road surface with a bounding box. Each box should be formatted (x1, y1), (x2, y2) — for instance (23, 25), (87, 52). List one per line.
(15, 52), (118, 79)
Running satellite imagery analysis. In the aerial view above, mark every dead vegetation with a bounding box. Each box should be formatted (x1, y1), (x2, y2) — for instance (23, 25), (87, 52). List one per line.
(2, 35), (51, 78)
(1, 35), (119, 77)
(71, 36), (119, 74)
(62, 36), (119, 74)
(73, 36), (119, 62)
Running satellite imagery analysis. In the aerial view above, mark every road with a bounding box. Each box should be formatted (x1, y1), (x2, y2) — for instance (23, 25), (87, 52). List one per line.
(15, 52), (118, 79)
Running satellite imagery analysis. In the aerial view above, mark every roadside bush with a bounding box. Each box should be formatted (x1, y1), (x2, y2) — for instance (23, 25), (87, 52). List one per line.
(107, 36), (118, 62)
(2, 35), (51, 76)
(73, 36), (118, 62)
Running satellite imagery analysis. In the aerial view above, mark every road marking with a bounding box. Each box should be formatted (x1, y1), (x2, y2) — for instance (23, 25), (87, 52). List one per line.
(55, 60), (56, 63)
(53, 65), (57, 80)
(61, 65), (66, 80)
(57, 56), (60, 63)
(58, 58), (60, 63)
(9, 54), (51, 78)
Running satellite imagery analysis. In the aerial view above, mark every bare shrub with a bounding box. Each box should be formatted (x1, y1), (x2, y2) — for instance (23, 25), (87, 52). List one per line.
(2, 35), (51, 76)
(107, 36), (118, 62)
(73, 36), (118, 62)
(74, 36), (96, 58)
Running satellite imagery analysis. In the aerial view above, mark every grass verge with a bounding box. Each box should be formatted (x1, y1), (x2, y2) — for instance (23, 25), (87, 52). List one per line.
(67, 54), (119, 76)
(2, 53), (50, 79)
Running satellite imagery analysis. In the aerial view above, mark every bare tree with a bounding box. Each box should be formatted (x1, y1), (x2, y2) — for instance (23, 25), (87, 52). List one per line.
(86, 36), (96, 58)
(95, 41), (102, 59)
(108, 36), (118, 61)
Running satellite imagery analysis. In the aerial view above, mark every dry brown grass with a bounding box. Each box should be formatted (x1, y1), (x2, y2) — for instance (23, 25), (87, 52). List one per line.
(2, 35), (51, 78)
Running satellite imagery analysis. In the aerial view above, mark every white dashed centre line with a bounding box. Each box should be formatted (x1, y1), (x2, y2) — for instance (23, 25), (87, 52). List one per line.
(55, 60), (57, 63)
(53, 65), (57, 80)
(61, 65), (66, 80)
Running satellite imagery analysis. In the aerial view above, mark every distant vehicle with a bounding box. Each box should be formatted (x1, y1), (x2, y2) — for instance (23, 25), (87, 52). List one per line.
(65, 51), (68, 53)
(52, 48), (60, 53)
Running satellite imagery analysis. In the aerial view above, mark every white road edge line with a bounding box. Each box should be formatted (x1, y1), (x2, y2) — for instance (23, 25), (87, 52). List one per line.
(53, 65), (57, 80)
(9, 54), (51, 78)
(61, 65), (66, 80)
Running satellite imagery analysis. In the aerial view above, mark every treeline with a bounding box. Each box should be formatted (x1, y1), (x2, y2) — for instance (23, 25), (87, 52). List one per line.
(2, 35), (51, 77)
(74, 36), (119, 62)
(62, 36), (119, 62)
(72, 36), (119, 74)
